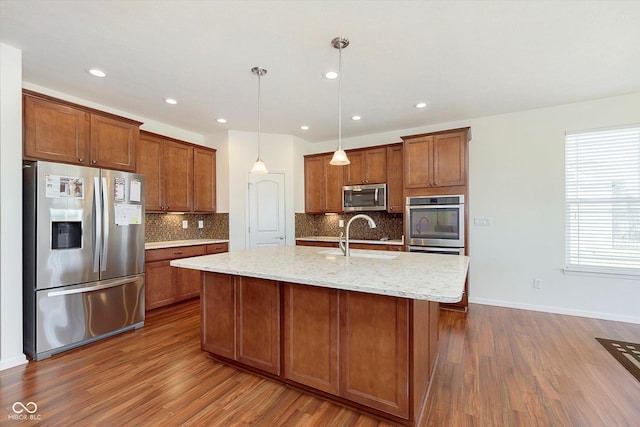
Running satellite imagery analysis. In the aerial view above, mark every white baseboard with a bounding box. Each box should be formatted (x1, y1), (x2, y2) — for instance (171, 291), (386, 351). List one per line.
(0, 354), (28, 371)
(468, 297), (640, 324)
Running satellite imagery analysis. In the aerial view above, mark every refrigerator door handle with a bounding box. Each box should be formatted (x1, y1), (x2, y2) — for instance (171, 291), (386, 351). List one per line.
(93, 176), (101, 273)
(101, 176), (109, 271)
(46, 276), (140, 297)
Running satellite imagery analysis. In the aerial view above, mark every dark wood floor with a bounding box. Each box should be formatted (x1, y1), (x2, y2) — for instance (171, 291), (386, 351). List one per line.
(1, 300), (639, 426)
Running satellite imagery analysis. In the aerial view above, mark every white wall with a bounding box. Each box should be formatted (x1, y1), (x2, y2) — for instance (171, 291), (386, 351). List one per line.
(0, 43), (28, 370)
(228, 131), (295, 252)
(294, 92), (640, 323)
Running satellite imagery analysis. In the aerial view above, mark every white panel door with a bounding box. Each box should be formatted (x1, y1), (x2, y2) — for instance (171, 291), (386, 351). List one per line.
(248, 173), (286, 248)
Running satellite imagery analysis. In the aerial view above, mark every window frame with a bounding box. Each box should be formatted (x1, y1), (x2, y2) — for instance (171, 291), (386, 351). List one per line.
(564, 124), (640, 279)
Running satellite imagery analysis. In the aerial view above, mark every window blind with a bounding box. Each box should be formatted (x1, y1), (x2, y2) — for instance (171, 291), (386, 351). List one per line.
(565, 125), (640, 276)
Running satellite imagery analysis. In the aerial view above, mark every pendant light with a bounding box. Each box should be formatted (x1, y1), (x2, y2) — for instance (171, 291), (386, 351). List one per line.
(329, 36), (351, 166)
(250, 66), (269, 174)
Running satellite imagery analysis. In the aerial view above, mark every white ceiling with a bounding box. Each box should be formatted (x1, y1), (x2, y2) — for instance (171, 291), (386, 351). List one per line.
(2, 0), (639, 142)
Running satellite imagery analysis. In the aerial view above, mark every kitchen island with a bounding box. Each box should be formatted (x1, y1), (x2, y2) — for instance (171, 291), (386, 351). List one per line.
(172, 245), (469, 426)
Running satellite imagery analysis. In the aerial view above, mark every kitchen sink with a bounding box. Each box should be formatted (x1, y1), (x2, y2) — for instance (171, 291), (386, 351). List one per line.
(318, 249), (398, 260)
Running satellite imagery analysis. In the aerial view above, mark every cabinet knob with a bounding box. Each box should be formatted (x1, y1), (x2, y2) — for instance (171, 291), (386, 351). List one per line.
(92, 160), (97, 164)
(78, 158), (84, 162)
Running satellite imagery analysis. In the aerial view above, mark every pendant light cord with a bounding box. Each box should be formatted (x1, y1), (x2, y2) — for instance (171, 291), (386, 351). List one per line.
(338, 41), (342, 151)
(257, 71), (262, 160)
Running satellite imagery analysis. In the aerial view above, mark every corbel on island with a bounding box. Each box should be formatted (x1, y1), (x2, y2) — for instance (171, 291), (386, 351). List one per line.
(171, 245), (469, 426)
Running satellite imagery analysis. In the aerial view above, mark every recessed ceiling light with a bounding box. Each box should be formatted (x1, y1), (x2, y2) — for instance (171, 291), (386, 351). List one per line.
(164, 98), (178, 105)
(351, 115), (361, 121)
(216, 118), (227, 124)
(415, 102), (429, 109)
(300, 125), (309, 130)
(88, 68), (106, 78)
(324, 71), (338, 79)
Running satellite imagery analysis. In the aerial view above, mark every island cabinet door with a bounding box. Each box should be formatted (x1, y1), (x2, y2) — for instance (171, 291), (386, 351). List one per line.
(339, 291), (409, 419)
(201, 272), (236, 360)
(236, 276), (281, 375)
(283, 283), (339, 394)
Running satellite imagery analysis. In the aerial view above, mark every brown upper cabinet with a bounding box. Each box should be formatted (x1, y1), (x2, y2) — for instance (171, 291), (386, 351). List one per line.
(137, 131), (216, 213)
(23, 91), (140, 172)
(304, 153), (343, 214)
(343, 147), (387, 185)
(386, 143), (403, 213)
(193, 148), (217, 213)
(402, 128), (469, 190)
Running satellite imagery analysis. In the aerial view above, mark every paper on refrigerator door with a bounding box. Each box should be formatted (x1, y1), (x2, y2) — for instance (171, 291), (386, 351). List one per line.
(114, 203), (142, 225)
(114, 177), (126, 202)
(45, 174), (84, 199)
(130, 180), (141, 202)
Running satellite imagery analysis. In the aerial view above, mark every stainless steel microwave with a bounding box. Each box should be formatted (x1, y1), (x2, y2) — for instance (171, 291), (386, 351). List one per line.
(343, 183), (387, 212)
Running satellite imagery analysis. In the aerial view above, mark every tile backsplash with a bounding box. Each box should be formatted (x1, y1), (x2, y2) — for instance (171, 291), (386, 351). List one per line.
(147, 212), (398, 243)
(295, 212), (403, 240)
(145, 213), (229, 242)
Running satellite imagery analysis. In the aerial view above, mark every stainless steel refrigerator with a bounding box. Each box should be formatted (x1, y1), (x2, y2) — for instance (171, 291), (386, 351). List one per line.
(23, 161), (145, 360)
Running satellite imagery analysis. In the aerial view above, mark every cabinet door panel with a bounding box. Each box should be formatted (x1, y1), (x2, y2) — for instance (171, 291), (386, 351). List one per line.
(136, 133), (163, 212)
(145, 260), (175, 310)
(324, 156), (344, 213)
(343, 151), (365, 185)
(386, 144), (403, 212)
(284, 283), (339, 394)
(23, 95), (89, 164)
(404, 137), (432, 188)
(365, 147), (387, 184)
(176, 265), (202, 301)
(90, 114), (137, 171)
(340, 291), (409, 418)
(202, 273), (236, 359)
(236, 276), (280, 375)
(193, 148), (217, 212)
(433, 132), (466, 187)
(304, 156), (324, 213)
(163, 141), (193, 212)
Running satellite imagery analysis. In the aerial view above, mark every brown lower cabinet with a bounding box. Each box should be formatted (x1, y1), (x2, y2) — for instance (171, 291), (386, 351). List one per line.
(145, 242), (228, 310)
(201, 273), (439, 426)
(201, 273), (280, 375)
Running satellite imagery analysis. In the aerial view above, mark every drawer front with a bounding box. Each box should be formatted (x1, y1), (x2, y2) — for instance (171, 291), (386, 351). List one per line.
(145, 245), (206, 262)
(206, 242), (229, 254)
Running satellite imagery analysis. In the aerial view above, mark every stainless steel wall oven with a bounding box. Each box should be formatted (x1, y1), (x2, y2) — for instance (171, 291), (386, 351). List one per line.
(405, 195), (465, 254)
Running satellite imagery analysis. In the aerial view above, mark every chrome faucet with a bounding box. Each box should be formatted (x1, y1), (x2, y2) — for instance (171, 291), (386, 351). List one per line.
(339, 214), (377, 256)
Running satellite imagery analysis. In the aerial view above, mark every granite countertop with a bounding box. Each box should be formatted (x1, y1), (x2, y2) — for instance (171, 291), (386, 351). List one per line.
(145, 239), (229, 250)
(296, 236), (404, 246)
(171, 245), (468, 303)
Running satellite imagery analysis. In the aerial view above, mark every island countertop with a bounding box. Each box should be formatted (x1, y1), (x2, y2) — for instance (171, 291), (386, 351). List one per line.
(170, 245), (469, 302)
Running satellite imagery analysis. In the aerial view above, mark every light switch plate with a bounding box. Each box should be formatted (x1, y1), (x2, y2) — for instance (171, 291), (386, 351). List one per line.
(182, 220), (188, 229)
(474, 217), (492, 226)
(198, 220), (204, 229)
(339, 220), (344, 228)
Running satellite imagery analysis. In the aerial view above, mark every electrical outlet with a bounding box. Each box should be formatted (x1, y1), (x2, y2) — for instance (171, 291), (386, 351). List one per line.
(339, 219), (344, 228)
(182, 220), (188, 229)
(198, 220), (204, 229)
(533, 278), (542, 289)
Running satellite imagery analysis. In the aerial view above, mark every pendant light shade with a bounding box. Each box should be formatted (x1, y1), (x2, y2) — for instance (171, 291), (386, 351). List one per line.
(250, 158), (268, 174)
(250, 66), (269, 174)
(329, 36), (350, 166)
(330, 149), (349, 165)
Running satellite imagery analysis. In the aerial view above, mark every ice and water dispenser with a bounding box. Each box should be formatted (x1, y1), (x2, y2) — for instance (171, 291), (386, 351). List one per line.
(50, 209), (83, 250)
